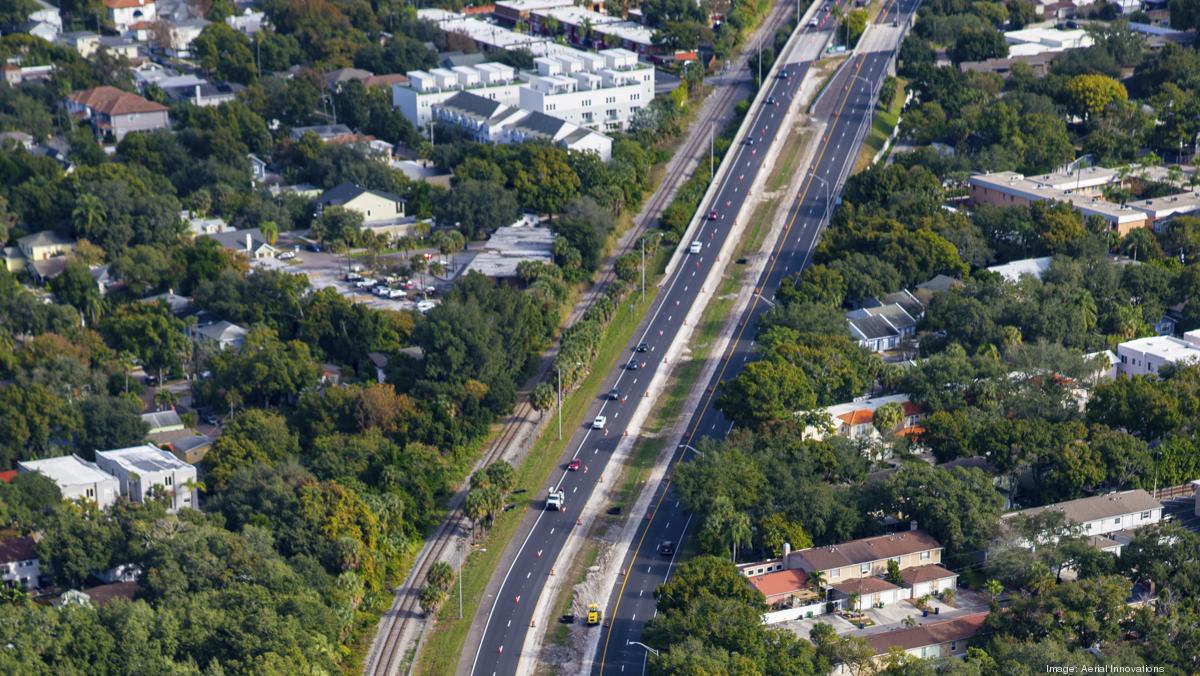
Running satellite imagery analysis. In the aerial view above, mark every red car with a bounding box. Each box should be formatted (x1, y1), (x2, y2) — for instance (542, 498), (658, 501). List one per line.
(568, 458), (582, 471)
(708, 210), (718, 220)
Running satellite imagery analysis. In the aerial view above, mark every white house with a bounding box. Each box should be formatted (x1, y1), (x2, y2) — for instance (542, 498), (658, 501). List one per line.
(95, 445), (198, 513)
(1004, 489), (1163, 542)
(1116, 330), (1200, 376)
(394, 63), (523, 127)
(805, 393), (923, 442)
(432, 91), (613, 160)
(18, 455), (122, 510)
(0, 536), (41, 590)
(102, 0), (156, 33)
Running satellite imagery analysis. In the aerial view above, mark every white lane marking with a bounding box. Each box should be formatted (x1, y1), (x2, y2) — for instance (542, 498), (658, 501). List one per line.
(573, 486), (578, 493)
(550, 528), (555, 534)
(639, 589), (643, 597)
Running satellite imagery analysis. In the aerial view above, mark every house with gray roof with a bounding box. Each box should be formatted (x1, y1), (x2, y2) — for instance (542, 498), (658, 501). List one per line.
(431, 90), (613, 160)
(1003, 489), (1163, 548)
(192, 320), (248, 349)
(847, 301), (919, 353)
(95, 444), (198, 513)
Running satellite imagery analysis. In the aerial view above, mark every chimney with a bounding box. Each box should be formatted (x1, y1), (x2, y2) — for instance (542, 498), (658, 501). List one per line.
(910, 520), (918, 531)
(194, 84), (201, 105)
(782, 542), (791, 566)
(245, 232), (252, 253)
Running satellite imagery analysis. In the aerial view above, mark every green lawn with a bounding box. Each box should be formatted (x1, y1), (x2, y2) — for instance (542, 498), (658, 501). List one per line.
(853, 76), (907, 174)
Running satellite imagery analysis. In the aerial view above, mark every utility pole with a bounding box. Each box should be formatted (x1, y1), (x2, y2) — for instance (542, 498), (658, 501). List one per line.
(557, 366), (563, 441)
(458, 538), (464, 620)
(700, 121), (710, 180)
(757, 40), (762, 86)
(640, 236), (646, 303)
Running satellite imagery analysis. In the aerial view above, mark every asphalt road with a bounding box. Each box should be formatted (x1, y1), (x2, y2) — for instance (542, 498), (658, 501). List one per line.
(591, 0), (922, 673)
(466, 12), (847, 676)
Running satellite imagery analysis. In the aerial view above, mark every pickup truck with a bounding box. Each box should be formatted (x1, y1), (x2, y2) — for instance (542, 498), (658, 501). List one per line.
(546, 489), (565, 511)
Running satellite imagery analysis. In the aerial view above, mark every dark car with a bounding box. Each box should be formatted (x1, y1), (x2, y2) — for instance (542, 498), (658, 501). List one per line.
(766, 96), (777, 105)
(657, 541), (676, 556)
(626, 360), (640, 371)
(307, 243), (322, 253)
(607, 388), (620, 400)
(708, 210), (718, 220)
(636, 342), (649, 353)
(745, 137), (756, 146)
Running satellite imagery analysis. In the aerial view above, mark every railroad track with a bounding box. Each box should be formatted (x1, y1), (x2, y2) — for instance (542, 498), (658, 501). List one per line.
(363, 8), (790, 674)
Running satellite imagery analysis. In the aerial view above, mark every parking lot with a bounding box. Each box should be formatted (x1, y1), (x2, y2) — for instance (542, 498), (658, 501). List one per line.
(251, 232), (470, 313)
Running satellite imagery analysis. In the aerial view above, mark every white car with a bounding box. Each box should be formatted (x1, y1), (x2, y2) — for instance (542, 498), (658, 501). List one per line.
(416, 300), (436, 313)
(372, 286), (389, 296)
(277, 251), (296, 260)
(689, 241), (702, 254)
(592, 415), (607, 430)
(387, 288), (407, 299)
(355, 278), (376, 289)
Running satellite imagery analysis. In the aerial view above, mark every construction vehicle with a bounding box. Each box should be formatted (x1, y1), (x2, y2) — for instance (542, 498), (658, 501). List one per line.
(546, 489), (565, 511)
(587, 604), (601, 625)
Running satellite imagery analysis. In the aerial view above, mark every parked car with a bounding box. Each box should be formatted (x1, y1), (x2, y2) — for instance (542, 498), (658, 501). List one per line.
(387, 288), (407, 299)
(355, 278), (376, 289)
(307, 243), (322, 253)
(277, 251), (296, 260)
(346, 272), (363, 282)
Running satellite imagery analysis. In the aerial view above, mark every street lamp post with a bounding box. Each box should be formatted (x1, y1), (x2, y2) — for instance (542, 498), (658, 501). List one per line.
(627, 640), (660, 657)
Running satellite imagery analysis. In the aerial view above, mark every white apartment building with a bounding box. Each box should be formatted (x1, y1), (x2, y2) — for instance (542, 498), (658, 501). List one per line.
(1004, 489), (1163, 542)
(18, 455), (121, 510)
(519, 49), (652, 132)
(95, 445), (198, 513)
(1116, 330), (1200, 376)
(394, 63), (522, 127)
(393, 48), (653, 132)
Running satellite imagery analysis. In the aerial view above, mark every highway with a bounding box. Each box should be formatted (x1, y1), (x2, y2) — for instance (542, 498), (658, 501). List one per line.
(592, 0), (922, 672)
(465, 7), (851, 675)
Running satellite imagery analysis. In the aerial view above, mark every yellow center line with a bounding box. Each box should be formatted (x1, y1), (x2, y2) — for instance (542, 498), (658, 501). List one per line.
(598, 2), (901, 667)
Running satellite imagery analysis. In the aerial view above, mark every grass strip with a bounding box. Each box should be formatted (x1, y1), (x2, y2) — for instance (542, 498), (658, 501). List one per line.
(853, 76), (906, 174)
(414, 263), (666, 676)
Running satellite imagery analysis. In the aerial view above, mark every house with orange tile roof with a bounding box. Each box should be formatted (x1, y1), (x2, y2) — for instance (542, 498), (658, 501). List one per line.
(747, 568), (810, 607)
(102, 0), (156, 32)
(66, 86), (169, 141)
(805, 393), (923, 443)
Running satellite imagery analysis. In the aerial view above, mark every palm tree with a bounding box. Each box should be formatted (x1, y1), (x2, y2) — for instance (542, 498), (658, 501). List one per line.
(727, 511), (752, 563)
(260, 220), (279, 246)
(71, 193), (106, 237)
(808, 570), (826, 594)
(984, 578), (1004, 606)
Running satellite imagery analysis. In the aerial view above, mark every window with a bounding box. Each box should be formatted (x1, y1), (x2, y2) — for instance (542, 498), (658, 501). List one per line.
(950, 641), (958, 652)
(86, 488), (95, 498)
(165, 475), (173, 487)
(831, 569), (840, 578)
(860, 563), (871, 574)
(920, 551), (931, 561)
(1113, 517), (1121, 525)
(1141, 511), (1151, 519)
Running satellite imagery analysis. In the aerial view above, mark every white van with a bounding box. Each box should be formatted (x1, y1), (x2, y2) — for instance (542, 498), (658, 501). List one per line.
(689, 241), (702, 254)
